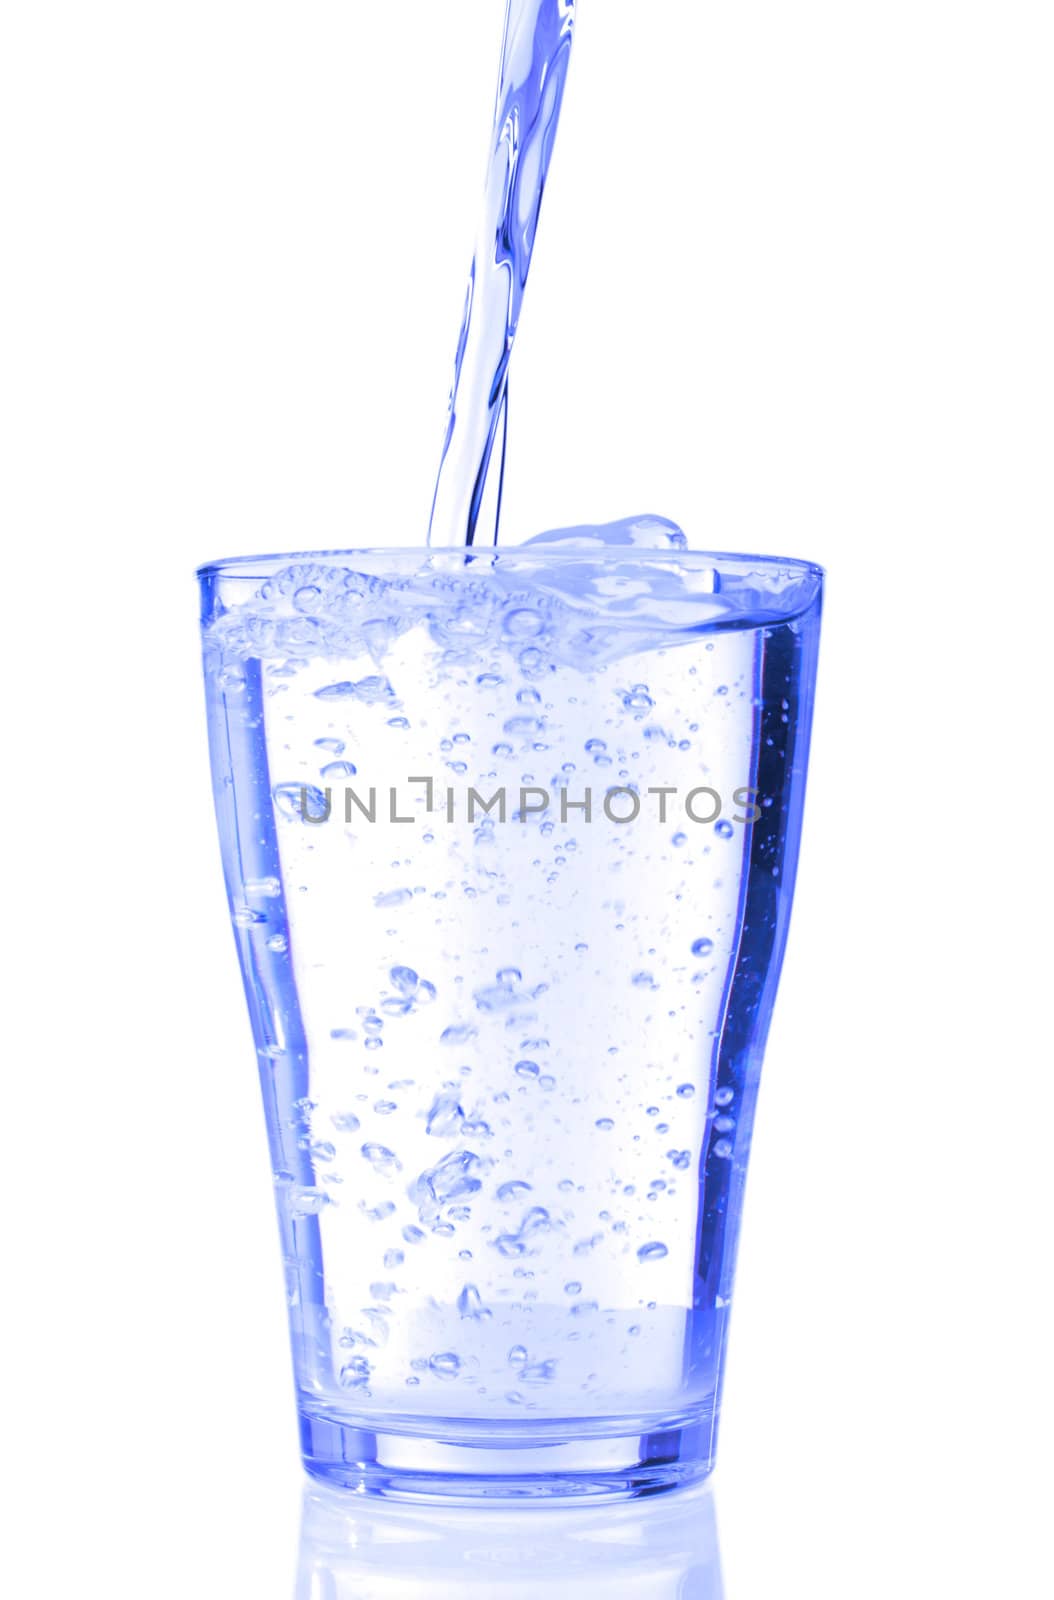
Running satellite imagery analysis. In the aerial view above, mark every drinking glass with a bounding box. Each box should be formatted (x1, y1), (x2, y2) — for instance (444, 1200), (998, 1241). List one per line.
(199, 543), (821, 1499)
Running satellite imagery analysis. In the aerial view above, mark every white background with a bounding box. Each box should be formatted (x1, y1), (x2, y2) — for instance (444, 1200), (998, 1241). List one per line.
(2, 2), (1052, 1594)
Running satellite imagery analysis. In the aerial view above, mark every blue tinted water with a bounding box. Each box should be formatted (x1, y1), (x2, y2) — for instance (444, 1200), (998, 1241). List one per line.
(429, 0), (576, 548)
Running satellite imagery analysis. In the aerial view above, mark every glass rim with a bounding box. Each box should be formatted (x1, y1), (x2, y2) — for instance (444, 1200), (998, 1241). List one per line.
(197, 546), (825, 583)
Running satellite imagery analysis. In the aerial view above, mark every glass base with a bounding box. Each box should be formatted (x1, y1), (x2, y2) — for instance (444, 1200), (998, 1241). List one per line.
(299, 1409), (717, 1503)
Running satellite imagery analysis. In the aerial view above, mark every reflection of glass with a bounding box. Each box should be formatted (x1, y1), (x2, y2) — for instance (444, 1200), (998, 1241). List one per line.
(295, 1478), (724, 1598)
(201, 547), (821, 1497)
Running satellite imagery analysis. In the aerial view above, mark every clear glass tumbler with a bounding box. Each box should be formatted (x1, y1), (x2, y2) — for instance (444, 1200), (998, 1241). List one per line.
(199, 542), (822, 1500)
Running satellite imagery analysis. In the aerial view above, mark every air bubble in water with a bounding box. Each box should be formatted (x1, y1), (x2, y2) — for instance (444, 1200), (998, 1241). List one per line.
(314, 675), (396, 704)
(288, 1186), (330, 1217)
(715, 819), (735, 839)
(520, 1359), (558, 1383)
(426, 1088), (464, 1137)
(691, 937), (714, 958)
(622, 687), (654, 713)
(339, 1356), (370, 1390)
(504, 608), (544, 638)
(244, 876), (281, 899)
(493, 1204), (550, 1259)
(503, 715), (543, 738)
(441, 1024), (478, 1046)
(429, 1352), (462, 1380)
(361, 1143), (401, 1173)
(457, 1284), (491, 1321)
(273, 783), (328, 822)
(637, 1241), (669, 1262)
(414, 1149), (483, 1206)
(381, 997), (412, 1017)
(232, 907), (267, 928)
